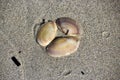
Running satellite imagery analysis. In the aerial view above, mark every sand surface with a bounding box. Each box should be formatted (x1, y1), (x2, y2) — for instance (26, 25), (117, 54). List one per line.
(0, 0), (120, 80)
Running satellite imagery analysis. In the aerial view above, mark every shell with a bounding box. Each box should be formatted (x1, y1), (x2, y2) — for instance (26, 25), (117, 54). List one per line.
(56, 17), (80, 36)
(37, 21), (57, 46)
(46, 36), (80, 57)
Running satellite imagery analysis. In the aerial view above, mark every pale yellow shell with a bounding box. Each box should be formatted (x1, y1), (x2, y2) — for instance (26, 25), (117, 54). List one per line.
(35, 17), (81, 57)
(46, 36), (80, 57)
(37, 21), (57, 46)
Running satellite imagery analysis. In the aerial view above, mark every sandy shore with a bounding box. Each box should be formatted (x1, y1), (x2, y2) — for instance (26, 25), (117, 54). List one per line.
(0, 0), (120, 80)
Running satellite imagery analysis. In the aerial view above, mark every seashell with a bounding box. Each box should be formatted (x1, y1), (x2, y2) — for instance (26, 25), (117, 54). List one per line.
(56, 17), (80, 36)
(37, 21), (57, 46)
(46, 36), (80, 57)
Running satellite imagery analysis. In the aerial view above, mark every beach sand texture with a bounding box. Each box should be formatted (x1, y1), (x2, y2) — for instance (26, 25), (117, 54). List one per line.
(0, 0), (120, 80)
